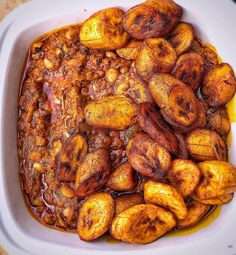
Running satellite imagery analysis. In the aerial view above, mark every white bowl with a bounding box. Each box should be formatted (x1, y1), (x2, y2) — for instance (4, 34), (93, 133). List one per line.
(0, 0), (236, 254)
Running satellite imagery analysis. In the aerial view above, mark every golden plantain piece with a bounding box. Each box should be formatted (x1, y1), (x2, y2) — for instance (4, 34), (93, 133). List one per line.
(107, 162), (137, 191)
(137, 102), (178, 154)
(191, 193), (233, 205)
(136, 38), (177, 81)
(207, 108), (231, 136)
(116, 41), (143, 60)
(177, 200), (210, 228)
(188, 38), (219, 72)
(149, 74), (198, 127)
(168, 159), (201, 197)
(144, 0), (183, 36)
(75, 149), (110, 198)
(126, 133), (171, 179)
(172, 53), (205, 90)
(110, 204), (176, 244)
(57, 133), (88, 181)
(167, 22), (194, 56)
(84, 95), (137, 130)
(77, 192), (115, 241)
(114, 73), (153, 104)
(115, 193), (144, 215)
(175, 133), (188, 159)
(195, 161), (236, 200)
(186, 129), (227, 161)
(79, 8), (129, 50)
(144, 181), (187, 220)
(202, 63), (236, 107)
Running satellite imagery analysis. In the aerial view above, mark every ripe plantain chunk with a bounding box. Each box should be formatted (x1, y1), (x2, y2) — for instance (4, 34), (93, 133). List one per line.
(107, 162), (137, 191)
(191, 193), (233, 205)
(177, 200), (210, 228)
(79, 8), (129, 50)
(57, 133), (87, 181)
(149, 74), (198, 127)
(167, 22), (194, 56)
(172, 53), (204, 90)
(144, 180), (187, 220)
(195, 161), (236, 200)
(137, 102), (178, 154)
(84, 95), (137, 130)
(116, 41), (143, 60)
(186, 129), (227, 161)
(168, 159), (201, 197)
(115, 193), (144, 215)
(201, 63), (236, 107)
(77, 192), (115, 241)
(110, 204), (176, 244)
(75, 149), (110, 198)
(126, 133), (171, 179)
(136, 38), (177, 81)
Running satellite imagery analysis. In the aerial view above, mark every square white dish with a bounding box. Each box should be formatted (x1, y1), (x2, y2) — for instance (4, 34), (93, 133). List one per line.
(0, 0), (236, 254)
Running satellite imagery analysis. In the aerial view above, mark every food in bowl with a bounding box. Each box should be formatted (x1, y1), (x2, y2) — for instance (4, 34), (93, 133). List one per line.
(17, 0), (236, 244)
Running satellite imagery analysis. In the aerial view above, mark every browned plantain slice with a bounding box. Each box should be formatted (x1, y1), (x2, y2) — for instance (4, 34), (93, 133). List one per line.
(122, 4), (166, 40)
(195, 161), (236, 199)
(186, 129), (227, 161)
(115, 193), (144, 215)
(110, 204), (176, 244)
(57, 133), (87, 181)
(114, 73), (153, 104)
(177, 200), (210, 228)
(188, 38), (219, 72)
(167, 22), (194, 56)
(202, 63), (236, 107)
(116, 41), (143, 60)
(77, 192), (115, 241)
(149, 74), (198, 127)
(75, 149), (110, 198)
(126, 133), (171, 179)
(137, 102), (178, 154)
(175, 133), (188, 159)
(191, 193), (233, 205)
(172, 53), (204, 90)
(168, 159), (201, 197)
(84, 95), (137, 130)
(144, 0), (183, 36)
(136, 38), (177, 81)
(80, 8), (129, 50)
(207, 108), (231, 136)
(107, 162), (137, 191)
(144, 180), (187, 220)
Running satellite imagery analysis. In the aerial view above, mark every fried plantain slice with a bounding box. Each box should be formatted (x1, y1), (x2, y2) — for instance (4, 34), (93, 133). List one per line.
(186, 129), (227, 161)
(191, 193), (233, 205)
(207, 108), (231, 136)
(126, 133), (171, 179)
(177, 200), (210, 228)
(116, 41), (143, 60)
(80, 8), (129, 50)
(144, 180), (187, 220)
(167, 22), (194, 56)
(84, 95), (137, 130)
(195, 161), (236, 199)
(149, 74), (198, 127)
(110, 204), (176, 244)
(136, 38), (177, 81)
(77, 192), (115, 241)
(175, 133), (189, 159)
(107, 162), (137, 191)
(114, 73), (153, 104)
(75, 149), (110, 198)
(115, 193), (144, 215)
(57, 133), (87, 181)
(137, 102), (178, 154)
(202, 63), (236, 107)
(172, 53), (204, 90)
(168, 159), (201, 197)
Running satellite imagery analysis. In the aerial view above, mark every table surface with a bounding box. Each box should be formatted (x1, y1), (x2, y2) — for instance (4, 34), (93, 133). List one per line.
(0, 0), (28, 20)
